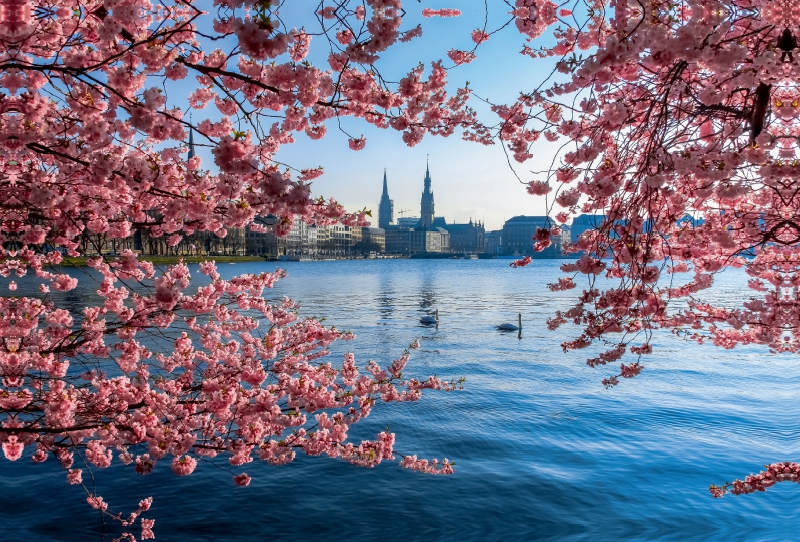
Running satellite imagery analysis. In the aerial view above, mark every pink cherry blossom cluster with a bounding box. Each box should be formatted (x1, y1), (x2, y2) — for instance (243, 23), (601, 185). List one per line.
(447, 49), (477, 65)
(422, 8), (461, 18)
(0, 0), (485, 535)
(0, 254), (461, 538)
(512, 0), (560, 41)
(463, 0), (800, 492)
(400, 455), (455, 474)
(711, 462), (800, 498)
(471, 30), (490, 44)
(476, 0), (800, 392)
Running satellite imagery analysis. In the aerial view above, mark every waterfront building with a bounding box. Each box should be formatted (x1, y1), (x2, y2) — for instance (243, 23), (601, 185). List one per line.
(559, 224), (571, 249)
(442, 219), (485, 254)
(571, 214), (607, 244)
(285, 219), (301, 255)
(352, 226), (386, 254)
(316, 224), (332, 256)
(385, 226), (412, 255)
(378, 169), (394, 229)
(351, 225), (362, 247)
(245, 216), (282, 256)
(245, 230), (282, 256)
(411, 227), (449, 253)
(307, 225), (318, 256)
(361, 227), (386, 253)
(330, 224), (352, 256)
(286, 219), (325, 257)
(286, 219), (312, 257)
(485, 229), (503, 256)
(385, 224), (450, 255)
(169, 227), (245, 256)
(502, 215), (562, 257)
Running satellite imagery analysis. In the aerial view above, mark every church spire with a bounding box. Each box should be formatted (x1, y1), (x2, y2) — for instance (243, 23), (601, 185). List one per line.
(420, 157), (435, 228)
(187, 113), (195, 160)
(378, 168), (394, 229)
(423, 155), (432, 193)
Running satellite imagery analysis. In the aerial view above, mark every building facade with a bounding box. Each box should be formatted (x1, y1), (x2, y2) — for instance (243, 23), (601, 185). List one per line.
(245, 227), (282, 256)
(330, 224), (352, 256)
(385, 226), (412, 255)
(570, 214), (607, 244)
(485, 229), (503, 256)
(502, 215), (563, 257)
(361, 227), (386, 253)
(397, 217), (420, 228)
(443, 219), (485, 254)
(411, 228), (449, 253)
(316, 225), (332, 256)
(285, 219), (319, 257)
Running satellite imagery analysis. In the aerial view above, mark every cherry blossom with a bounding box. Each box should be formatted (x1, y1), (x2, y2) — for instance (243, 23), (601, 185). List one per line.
(711, 462), (800, 498)
(0, 0), (477, 537)
(473, 0), (800, 495)
(422, 8), (462, 18)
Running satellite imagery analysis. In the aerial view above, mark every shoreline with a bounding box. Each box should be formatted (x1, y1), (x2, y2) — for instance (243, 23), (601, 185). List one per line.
(58, 255), (268, 267)
(54, 254), (579, 267)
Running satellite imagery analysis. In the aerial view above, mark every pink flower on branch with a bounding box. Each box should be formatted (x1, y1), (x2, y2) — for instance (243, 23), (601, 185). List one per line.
(233, 473), (252, 487)
(471, 30), (490, 44)
(712, 463), (800, 498)
(0, 258), (460, 532)
(141, 519), (155, 540)
(447, 50), (477, 65)
(0, 13), (475, 537)
(348, 137), (367, 151)
(422, 8), (461, 18)
(527, 181), (551, 196)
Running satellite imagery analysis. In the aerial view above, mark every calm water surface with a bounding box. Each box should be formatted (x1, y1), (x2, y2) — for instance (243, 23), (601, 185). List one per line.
(2, 259), (799, 541)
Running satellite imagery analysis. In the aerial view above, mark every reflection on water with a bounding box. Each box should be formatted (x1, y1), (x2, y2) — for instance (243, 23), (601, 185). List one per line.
(418, 275), (437, 313)
(1, 259), (799, 541)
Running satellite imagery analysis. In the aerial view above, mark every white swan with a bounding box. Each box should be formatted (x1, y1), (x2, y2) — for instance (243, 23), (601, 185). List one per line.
(420, 309), (438, 325)
(498, 313), (522, 331)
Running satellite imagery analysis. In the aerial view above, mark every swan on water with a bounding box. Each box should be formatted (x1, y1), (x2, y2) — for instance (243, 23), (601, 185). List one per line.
(498, 313), (522, 331)
(420, 309), (438, 325)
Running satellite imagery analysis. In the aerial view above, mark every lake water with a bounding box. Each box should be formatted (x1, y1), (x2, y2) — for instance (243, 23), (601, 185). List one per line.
(2, 259), (799, 541)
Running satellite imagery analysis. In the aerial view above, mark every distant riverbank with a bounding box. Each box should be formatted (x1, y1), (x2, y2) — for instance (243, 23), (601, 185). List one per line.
(54, 253), (574, 266)
(58, 255), (267, 267)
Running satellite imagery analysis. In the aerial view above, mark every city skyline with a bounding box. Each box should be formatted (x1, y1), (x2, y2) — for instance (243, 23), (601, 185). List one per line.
(365, 150), (540, 232)
(378, 159), (489, 227)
